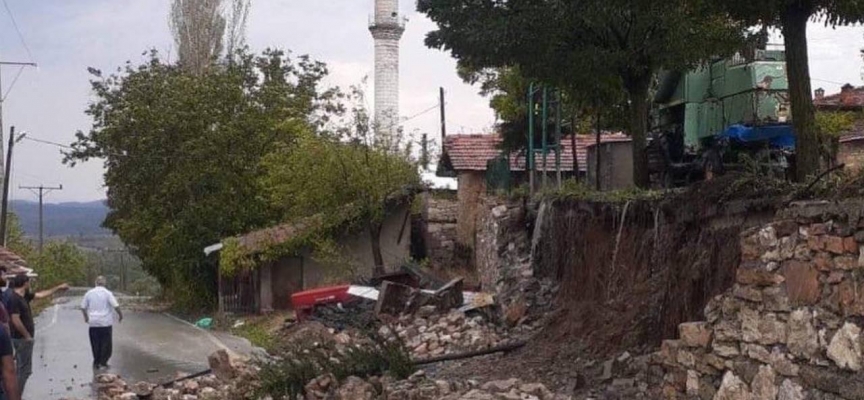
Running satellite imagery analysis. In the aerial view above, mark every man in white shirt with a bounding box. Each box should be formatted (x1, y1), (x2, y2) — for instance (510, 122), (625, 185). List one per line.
(80, 276), (123, 369)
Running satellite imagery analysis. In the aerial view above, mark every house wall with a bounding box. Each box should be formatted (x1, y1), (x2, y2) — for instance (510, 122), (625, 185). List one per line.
(839, 139), (864, 171)
(261, 203), (412, 311)
(586, 142), (634, 191)
(456, 171), (486, 251)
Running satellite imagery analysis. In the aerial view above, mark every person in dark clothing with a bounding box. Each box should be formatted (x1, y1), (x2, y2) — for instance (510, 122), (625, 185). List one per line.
(0, 323), (20, 400)
(6, 274), (68, 397)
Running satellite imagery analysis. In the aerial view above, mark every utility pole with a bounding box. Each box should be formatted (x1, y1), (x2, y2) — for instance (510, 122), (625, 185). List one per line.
(0, 61), (37, 231)
(0, 126), (24, 246)
(19, 184), (62, 253)
(439, 87), (446, 147)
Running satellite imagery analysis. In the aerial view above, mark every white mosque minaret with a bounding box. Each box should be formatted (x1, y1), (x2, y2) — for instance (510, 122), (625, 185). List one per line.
(369, 0), (405, 134)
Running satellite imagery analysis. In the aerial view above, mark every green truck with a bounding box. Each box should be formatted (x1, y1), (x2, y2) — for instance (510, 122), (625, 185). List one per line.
(650, 48), (795, 186)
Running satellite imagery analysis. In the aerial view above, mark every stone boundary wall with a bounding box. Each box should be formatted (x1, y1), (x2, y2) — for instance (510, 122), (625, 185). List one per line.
(658, 200), (864, 400)
(421, 193), (460, 269)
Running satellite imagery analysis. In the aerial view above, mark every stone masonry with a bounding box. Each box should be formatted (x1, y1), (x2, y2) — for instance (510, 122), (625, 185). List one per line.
(657, 200), (864, 400)
(422, 193), (459, 268)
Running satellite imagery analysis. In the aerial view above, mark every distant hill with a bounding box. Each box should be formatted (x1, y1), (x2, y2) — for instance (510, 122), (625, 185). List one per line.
(10, 199), (111, 238)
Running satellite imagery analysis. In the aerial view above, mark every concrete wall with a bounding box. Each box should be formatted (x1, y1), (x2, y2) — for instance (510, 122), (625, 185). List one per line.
(259, 203), (412, 311)
(456, 171), (486, 250)
(586, 141), (634, 191)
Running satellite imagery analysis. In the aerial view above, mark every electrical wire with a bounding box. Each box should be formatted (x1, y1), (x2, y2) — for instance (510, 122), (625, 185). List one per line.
(23, 136), (72, 149)
(2, 66), (24, 101)
(1, 0), (35, 63)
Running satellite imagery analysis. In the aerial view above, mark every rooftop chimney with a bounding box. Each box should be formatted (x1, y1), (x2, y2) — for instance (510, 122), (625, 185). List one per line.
(841, 84), (856, 106)
(815, 88), (825, 100)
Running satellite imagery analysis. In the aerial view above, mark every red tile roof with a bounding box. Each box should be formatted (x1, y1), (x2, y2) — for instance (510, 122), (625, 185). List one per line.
(442, 133), (631, 173)
(0, 247), (31, 277)
(815, 85), (864, 111)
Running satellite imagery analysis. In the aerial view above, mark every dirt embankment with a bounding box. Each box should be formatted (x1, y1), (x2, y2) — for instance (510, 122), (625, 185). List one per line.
(534, 189), (777, 357)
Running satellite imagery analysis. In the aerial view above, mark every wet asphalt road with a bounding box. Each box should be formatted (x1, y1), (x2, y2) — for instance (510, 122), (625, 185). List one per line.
(27, 295), (254, 400)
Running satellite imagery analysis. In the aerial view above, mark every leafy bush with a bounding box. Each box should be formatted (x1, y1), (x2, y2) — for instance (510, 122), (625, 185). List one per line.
(254, 327), (413, 399)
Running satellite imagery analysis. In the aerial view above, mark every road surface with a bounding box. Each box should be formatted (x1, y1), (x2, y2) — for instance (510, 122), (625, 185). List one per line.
(27, 294), (254, 400)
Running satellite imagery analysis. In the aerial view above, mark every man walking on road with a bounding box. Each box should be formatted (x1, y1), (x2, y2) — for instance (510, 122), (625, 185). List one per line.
(6, 274), (69, 396)
(81, 276), (122, 369)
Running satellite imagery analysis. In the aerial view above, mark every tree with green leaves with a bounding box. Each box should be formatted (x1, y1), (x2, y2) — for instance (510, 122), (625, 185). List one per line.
(716, 2), (864, 180)
(65, 49), (341, 309)
(418, 0), (747, 187)
(260, 86), (420, 276)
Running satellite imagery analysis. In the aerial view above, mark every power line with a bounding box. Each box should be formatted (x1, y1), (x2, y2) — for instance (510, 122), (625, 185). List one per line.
(22, 136), (72, 149)
(2, 66), (24, 101)
(1, 0), (34, 63)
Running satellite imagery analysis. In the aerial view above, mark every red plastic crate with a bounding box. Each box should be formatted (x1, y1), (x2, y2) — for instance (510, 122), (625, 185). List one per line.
(291, 284), (352, 321)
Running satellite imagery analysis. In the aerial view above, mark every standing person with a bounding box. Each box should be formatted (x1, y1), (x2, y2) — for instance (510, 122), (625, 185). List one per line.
(0, 319), (19, 400)
(6, 274), (69, 396)
(81, 276), (122, 369)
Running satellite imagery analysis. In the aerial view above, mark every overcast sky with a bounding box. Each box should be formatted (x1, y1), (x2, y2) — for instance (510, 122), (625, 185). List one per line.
(0, 1), (861, 203)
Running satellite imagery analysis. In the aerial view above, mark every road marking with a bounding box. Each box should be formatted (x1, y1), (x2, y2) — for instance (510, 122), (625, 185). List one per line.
(162, 313), (239, 359)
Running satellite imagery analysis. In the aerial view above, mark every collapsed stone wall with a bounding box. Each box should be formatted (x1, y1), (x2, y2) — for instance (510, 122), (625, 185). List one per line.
(531, 198), (775, 356)
(474, 197), (557, 326)
(658, 200), (864, 400)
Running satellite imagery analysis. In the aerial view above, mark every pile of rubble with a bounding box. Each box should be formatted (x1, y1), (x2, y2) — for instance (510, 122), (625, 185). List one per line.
(305, 370), (570, 400)
(385, 308), (512, 358)
(77, 350), (258, 400)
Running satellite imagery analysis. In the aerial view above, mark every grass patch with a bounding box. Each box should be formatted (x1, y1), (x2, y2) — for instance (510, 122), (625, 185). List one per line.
(233, 322), (276, 352)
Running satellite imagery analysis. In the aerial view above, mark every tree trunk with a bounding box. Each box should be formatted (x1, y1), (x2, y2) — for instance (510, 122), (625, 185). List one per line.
(571, 114), (579, 178)
(369, 221), (385, 276)
(626, 75), (652, 188)
(782, 5), (818, 181)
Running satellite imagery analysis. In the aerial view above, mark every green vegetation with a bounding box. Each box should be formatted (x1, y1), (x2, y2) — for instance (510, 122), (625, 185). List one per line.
(254, 328), (413, 399)
(418, 0), (748, 187)
(232, 322), (276, 352)
(536, 180), (665, 204)
(64, 48), (344, 310)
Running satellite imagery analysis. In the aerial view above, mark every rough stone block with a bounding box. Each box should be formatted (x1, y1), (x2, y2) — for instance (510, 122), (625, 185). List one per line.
(844, 237), (859, 254)
(787, 309), (820, 360)
(826, 236), (846, 254)
(751, 365), (777, 400)
(757, 313), (787, 345)
(778, 379), (805, 400)
(808, 236), (825, 251)
(813, 253), (833, 271)
(737, 269), (785, 287)
(827, 322), (862, 371)
(734, 285), (764, 302)
(714, 371), (752, 400)
(713, 342), (740, 358)
(679, 322), (712, 348)
(763, 286), (791, 312)
(834, 255), (857, 270)
(811, 223), (828, 236)
(782, 260), (821, 306)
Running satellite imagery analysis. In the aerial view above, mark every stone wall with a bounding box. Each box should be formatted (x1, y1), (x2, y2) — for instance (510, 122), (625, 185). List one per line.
(474, 197), (557, 326)
(457, 171), (486, 250)
(421, 192), (460, 268)
(658, 200), (864, 400)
